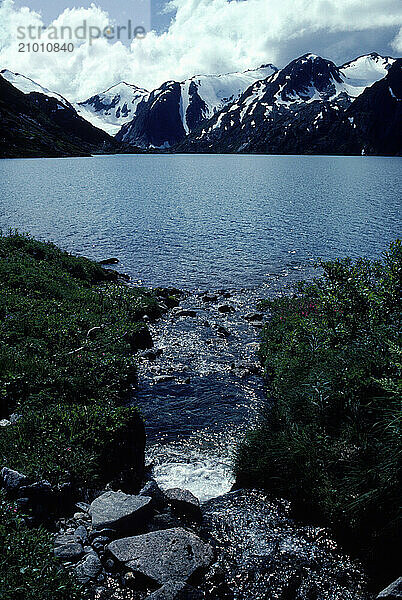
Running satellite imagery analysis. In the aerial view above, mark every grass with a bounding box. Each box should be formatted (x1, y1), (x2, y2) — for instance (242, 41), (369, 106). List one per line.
(0, 231), (162, 487)
(0, 491), (83, 600)
(0, 231), (165, 599)
(235, 240), (401, 585)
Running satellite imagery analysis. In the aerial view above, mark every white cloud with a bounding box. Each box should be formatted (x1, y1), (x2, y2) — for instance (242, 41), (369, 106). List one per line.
(0, 0), (401, 102)
(392, 27), (402, 52)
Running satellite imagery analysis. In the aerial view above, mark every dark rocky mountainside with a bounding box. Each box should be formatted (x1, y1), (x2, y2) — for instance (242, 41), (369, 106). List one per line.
(115, 65), (277, 149)
(176, 55), (401, 156)
(0, 75), (121, 158)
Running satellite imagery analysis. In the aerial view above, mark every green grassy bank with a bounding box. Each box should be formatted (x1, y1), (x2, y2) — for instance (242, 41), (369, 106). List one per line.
(236, 241), (401, 585)
(0, 232), (162, 598)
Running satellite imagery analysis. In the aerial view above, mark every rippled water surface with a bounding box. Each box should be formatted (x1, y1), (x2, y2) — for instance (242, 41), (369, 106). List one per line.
(0, 154), (400, 289)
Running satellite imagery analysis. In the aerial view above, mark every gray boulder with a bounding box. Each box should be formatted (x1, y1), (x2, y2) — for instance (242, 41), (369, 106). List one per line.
(74, 554), (103, 583)
(54, 533), (76, 547)
(377, 578), (402, 599)
(74, 525), (88, 545)
(146, 580), (203, 599)
(108, 528), (213, 585)
(89, 491), (152, 531)
(1, 467), (28, 493)
(139, 480), (166, 510)
(0, 419), (11, 427)
(54, 543), (84, 561)
(164, 488), (201, 520)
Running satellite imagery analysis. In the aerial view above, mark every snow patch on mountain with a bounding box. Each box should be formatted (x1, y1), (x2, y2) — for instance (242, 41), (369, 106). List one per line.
(75, 82), (149, 136)
(0, 69), (70, 108)
(339, 53), (395, 98)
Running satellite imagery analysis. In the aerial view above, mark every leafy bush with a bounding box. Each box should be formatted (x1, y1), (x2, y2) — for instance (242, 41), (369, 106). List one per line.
(236, 241), (401, 580)
(0, 492), (83, 600)
(0, 402), (144, 487)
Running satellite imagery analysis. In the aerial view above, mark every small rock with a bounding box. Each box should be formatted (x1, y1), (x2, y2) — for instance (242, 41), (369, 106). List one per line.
(89, 490), (152, 531)
(139, 480), (166, 510)
(75, 501), (90, 513)
(89, 528), (116, 543)
(203, 321), (211, 327)
(153, 375), (175, 384)
(74, 554), (103, 583)
(92, 536), (110, 549)
(127, 326), (154, 352)
(140, 348), (163, 361)
(99, 258), (119, 265)
(74, 525), (88, 545)
(146, 580), (204, 599)
(0, 419), (11, 427)
(245, 312), (263, 322)
(1, 467), (28, 493)
(104, 558), (115, 572)
(164, 488), (201, 520)
(54, 533), (76, 547)
(108, 528), (213, 585)
(217, 304), (235, 314)
(202, 294), (218, 303)
(175, 309), (197, 318)
(377, 577), (402, 599)
(216, 325), (230, 338)
(73, 512), (88, 521)
(249, 320), (263, 328)
(54, 543), (84, 561)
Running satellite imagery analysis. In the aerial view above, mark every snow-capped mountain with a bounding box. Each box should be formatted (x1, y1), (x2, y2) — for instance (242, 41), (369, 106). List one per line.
(115, 65), (278, 148)
(340, 52), (395, 96)
(0, 70), (119, 158)
(75, 82), (149, 136)
(0, 69), (71, 108)
(177, 53), (398, 154)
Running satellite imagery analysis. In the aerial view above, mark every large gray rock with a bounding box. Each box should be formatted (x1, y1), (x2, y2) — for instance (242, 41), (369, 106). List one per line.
(146, 580), (203, 599)
(74, 554), (103, 583)
(164, 488), (201, 519)
(54, 543), (84, 561)
(1, 467), (28, 492)
(108, 528), (213, 585)
(89, 491), (152, 531)
(377, 578), (402, 599)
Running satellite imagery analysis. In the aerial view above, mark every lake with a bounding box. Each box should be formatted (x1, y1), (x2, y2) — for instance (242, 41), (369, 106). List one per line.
(1, 154), (400, 289)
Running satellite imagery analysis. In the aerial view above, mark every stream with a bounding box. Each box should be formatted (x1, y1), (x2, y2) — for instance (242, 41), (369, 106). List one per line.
(132, 278), (373, 600)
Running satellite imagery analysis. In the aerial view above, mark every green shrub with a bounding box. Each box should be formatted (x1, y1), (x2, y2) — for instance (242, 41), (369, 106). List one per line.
(236, 241), (401, 579)
(0, 402), (144, 487)
(0, 492), (83, 600)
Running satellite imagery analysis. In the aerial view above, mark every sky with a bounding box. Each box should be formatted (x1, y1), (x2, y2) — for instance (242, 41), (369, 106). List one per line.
(0, 0), (401, 102)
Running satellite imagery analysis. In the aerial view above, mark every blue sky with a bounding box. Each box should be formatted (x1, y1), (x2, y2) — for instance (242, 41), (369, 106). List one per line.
(14, 0), (171, 33)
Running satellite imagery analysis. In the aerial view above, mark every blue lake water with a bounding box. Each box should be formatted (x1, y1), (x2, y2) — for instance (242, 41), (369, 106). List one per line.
(0, 154), (400, 289)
